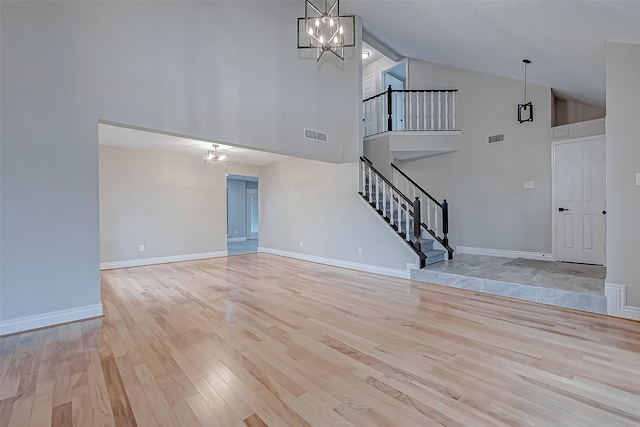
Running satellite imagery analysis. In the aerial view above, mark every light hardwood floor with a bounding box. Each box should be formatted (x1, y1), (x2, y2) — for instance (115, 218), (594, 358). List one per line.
(2, 253), (640, 426)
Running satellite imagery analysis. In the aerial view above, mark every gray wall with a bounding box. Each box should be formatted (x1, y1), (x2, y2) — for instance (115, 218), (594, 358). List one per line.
(227, 179), (248, 239)
(0, 1), (361, 324)
(605, 42), (640, 307)
(399, 59), (552, 254)
(99, 145), (261, 263)
(260, 158), (418, 271)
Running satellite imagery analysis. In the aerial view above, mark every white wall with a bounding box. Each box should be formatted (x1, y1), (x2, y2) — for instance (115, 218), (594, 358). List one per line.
(0, 1), (361, 327)
(99, 145), (261, 263)
(398, 59), (552, 254)
(259, 157), (418, 274)
(605, 42), (640, 307)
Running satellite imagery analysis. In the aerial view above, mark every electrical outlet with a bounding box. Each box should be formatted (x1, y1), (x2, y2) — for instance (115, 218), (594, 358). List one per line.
(358, 248), (362, 255)
(235, 230), (238, 235)
(299, 240), (303, 248)
(523, 181), (535, 189)
(138, 244), (145, 252)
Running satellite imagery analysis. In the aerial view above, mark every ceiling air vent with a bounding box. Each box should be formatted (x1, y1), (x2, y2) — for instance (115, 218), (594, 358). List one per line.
(304, 128), (328, 143)
(488, 133), (505, 144)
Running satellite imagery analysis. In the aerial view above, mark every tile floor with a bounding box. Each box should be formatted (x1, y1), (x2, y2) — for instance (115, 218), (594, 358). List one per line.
(411, 254), (607, 314)
(227, 239), (258, 255)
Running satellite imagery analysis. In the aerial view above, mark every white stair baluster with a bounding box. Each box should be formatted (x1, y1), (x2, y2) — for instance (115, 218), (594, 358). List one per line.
(430, 92), (434, 130)
(409, 93), (413, 130)
(427, 199), (431, 230)
(438, 91), (442, 130)
(382, 181), (386, 218)
(382, 93), (386, 133)
(361, 161), (365, 194)
(395, 92), (400, 130)
(423, 92), (427, 130)
(435, 208), (439, 236)
(368, 166), (372, 199)
(405, 202), (410, 241)
(416, 92), (420, 131)
(452, 91), (456, 130)
(390, 188), (394, 226)
(397, 194), (401, 233)
(375, 174), (379, 210)
(445, 91), (449, 130)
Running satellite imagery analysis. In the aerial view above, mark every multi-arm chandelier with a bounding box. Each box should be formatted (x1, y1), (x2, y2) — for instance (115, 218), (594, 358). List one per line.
(202, 144), (228, 163)
(297, 0), (355, 61)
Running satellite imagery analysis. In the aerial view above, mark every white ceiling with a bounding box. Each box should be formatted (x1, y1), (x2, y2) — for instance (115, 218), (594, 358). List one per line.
(347, 0), (640, 106)
(98, 123), (291, 166)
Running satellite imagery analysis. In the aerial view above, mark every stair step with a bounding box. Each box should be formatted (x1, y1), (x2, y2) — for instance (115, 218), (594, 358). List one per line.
(420, 238), (435, 251)
(424, 249), (446, 266)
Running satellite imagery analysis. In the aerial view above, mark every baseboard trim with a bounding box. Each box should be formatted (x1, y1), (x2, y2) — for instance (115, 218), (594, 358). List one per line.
(605, 283), (640, 321)
(100, 251), (228, 270)
(227, 237), (247, 243)
(455, 246), (553, 261)
(0, 303), (104, 336)
(258, 247), (416, 279)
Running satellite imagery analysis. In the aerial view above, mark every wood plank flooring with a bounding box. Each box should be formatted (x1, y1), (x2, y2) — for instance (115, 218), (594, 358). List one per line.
(1, 253), (640, 426)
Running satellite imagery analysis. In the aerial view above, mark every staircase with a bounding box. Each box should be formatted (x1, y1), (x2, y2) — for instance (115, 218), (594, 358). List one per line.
(359, 157), (453, 269)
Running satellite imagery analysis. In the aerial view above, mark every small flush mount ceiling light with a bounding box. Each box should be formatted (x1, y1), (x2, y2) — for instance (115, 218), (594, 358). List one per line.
(518, 59), (534, 124)
(297, 0), (355, 61)
(202, 144), (228, 163)
(362, 49), (370, 59)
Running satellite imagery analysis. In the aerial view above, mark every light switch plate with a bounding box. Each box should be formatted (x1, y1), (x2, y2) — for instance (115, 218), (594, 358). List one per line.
(636, 172), (640, 186)
(523, 181), (535, 189)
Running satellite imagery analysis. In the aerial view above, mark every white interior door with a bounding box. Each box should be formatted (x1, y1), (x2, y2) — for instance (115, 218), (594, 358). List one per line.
(363, 74), (375, 135)
(555, 136), (605, 265)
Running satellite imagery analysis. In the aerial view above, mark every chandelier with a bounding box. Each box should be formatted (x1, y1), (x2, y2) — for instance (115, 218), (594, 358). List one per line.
(297, 0), (355, 61)
(202, 144), (228, 163)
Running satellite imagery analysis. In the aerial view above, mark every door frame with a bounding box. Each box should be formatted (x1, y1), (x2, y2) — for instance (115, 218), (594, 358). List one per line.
(551, 134), (606, 264)
(380, 59), (408, 93)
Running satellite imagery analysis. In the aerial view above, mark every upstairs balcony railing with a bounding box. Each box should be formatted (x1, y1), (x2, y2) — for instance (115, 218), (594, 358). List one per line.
(363, 86), (458, 137)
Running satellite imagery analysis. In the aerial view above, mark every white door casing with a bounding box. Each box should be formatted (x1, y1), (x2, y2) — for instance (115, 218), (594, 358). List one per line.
(553, 136), (606, 265)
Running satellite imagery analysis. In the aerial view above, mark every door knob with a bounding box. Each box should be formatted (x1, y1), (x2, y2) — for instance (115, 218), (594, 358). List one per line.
(558, 207), (569, 212)
(602, 210), (607, 215)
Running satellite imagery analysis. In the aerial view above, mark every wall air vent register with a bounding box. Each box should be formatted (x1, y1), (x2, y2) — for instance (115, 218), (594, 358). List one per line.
(304, 128), (328, 142)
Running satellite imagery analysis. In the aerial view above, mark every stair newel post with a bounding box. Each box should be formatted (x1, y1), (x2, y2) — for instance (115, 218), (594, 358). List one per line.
(387, 85), (393, 132)
(442, 199), (449, 248)
(413, 197), (421, 249)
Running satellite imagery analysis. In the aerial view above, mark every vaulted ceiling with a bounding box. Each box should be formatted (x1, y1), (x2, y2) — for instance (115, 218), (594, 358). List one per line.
(345, 0), (640, 107)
